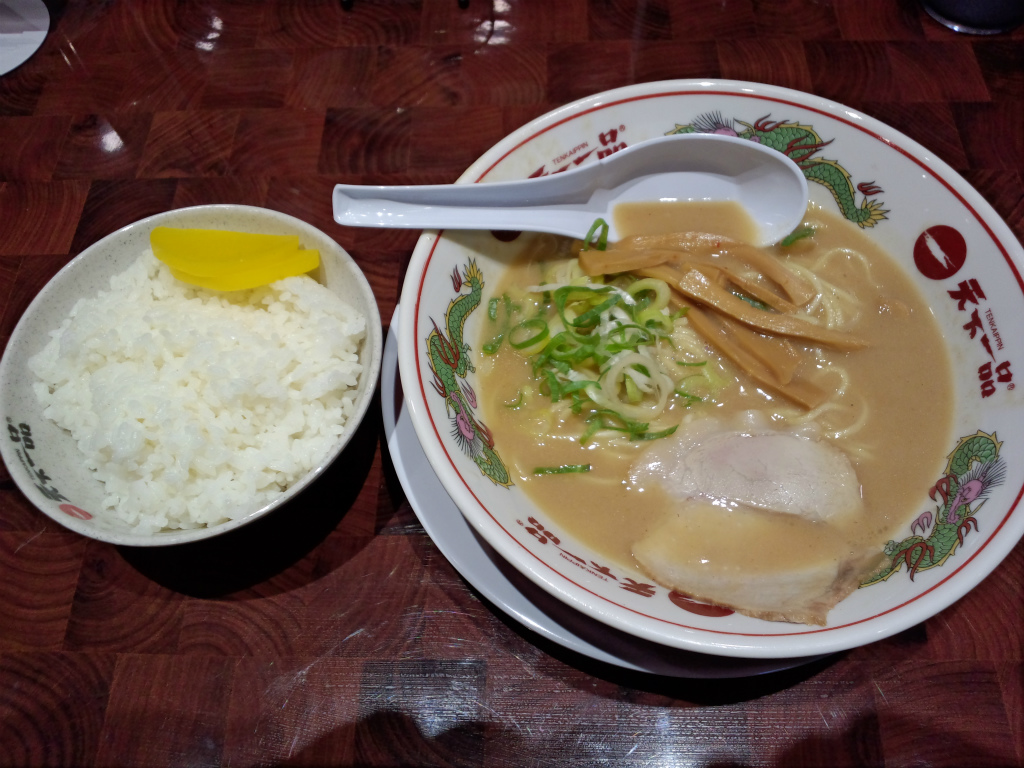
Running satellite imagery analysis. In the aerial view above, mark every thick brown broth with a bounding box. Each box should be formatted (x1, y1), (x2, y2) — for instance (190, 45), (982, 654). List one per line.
(476, 205), (953, 582)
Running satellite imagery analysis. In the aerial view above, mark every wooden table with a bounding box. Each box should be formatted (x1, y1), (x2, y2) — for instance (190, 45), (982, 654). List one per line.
(1, 1), (1022, 765)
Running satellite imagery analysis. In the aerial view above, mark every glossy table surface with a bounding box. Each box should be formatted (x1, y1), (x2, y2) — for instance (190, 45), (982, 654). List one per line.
(2, 1), (1023, 766)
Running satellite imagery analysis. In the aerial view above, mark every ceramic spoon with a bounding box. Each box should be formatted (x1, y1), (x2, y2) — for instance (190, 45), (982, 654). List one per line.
(332, 133), (809, 247)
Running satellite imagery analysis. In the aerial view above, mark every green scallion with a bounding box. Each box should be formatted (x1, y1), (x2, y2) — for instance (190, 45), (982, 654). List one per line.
(482, 334), (504, 354)
(508, 317), (550, 350)
(533, 464), (592, 475)
(780, 227), (815, 247)
(733, 291), (771, 312)
(582, 218), (610, 251)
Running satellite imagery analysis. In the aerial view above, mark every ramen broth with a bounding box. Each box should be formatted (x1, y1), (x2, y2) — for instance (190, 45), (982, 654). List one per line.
(476, 203), (953, 622)
(614, 199), (758, 242)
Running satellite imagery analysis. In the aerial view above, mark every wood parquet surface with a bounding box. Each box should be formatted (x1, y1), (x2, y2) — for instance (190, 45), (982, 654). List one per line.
(1, 1), (1023, 766)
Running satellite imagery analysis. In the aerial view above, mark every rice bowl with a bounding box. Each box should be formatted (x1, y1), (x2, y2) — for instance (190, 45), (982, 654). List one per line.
(0, 204), (383, 546)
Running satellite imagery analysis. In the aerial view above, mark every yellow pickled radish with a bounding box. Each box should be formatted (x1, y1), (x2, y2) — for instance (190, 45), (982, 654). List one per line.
(151, 227), (300, 272)
(149, 226), (320, 290)
(168, 247), (321, 292)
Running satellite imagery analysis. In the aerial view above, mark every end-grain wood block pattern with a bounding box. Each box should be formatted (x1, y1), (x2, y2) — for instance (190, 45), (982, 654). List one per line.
(0, 0), (1022, 766)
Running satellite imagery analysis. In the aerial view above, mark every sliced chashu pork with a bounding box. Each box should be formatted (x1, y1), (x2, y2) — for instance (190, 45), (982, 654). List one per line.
(632, 501), (876, 625)
(633, 418), (863, 523)
(630, 418), (877, 625)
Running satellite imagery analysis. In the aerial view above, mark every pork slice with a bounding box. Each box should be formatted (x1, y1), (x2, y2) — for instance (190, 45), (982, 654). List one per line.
(632, 424), (863, 522)
(633, 501), (864, 626)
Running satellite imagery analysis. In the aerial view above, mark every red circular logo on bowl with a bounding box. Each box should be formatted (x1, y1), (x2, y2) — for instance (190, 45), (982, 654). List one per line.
(914, 225), (967, 280)
(59, 504), (92, 520)
(669, 591), (734, 617)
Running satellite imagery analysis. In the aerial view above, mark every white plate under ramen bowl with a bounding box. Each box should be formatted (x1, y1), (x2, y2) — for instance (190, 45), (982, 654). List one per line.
(0, 204), (383, 547)
(398, 79), (1024, 659)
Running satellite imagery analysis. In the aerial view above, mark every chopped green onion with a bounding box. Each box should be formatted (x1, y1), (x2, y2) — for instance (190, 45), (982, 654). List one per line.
(781, 227), (815, 247)
(533, 464), (592, 475)
(482, 334), (504, 354)
(632, 425), (678, 441)
(508, 317), (550, 351)
(624, 375), (641, 403)
(630, 363), (651, 377)
(582, 218), (609, 251)
(637, 307), (672, 332)
(580, 416), (603, 444)
(673, 388), (703, 404)
(549, 358), (571, 375)
(733, 291), (771, 312)
(626, 278), (670, 310)
(544, 369), (563, 402)
(572, 294), (620, 328)
(577, 407), (675, 443)
(487, 266), (706, 444)
(560, 380), (598, 395)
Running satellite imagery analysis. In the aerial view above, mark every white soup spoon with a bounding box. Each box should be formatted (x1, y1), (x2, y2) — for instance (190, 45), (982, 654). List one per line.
(332, 133), (808, 247)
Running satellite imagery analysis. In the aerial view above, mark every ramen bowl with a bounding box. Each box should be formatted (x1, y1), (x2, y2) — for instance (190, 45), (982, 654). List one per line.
(397, 80), (1024, 658)
(0, 204), (383, 547)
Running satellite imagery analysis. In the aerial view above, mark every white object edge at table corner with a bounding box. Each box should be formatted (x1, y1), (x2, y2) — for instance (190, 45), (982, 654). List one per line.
(0, 0), (49, 77)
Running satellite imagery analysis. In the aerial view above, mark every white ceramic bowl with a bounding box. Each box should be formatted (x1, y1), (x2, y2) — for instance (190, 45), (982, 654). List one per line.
(398, 80), (1024, 659)
(0, 204), (382, 546)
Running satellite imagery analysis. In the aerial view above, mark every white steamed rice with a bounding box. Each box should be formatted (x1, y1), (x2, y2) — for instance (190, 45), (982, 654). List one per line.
(28, 250), (366, 533)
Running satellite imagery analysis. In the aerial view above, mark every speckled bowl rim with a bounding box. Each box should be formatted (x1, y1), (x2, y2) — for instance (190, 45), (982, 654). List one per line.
(0, 204), (382, 547)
